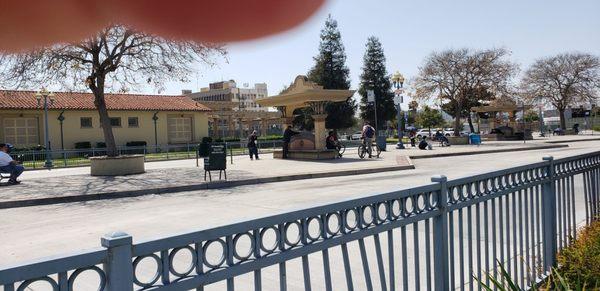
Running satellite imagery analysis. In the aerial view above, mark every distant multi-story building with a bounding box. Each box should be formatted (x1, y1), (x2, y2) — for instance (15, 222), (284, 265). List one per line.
(188, 80), (268, 112)
(185, 81), (281, 138)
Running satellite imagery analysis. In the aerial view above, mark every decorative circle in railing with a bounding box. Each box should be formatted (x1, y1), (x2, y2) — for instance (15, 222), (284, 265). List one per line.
(232, 232), (254, 261)
(361, 205), (375, 226)
(344, 208), (358, 231)
(416, 194), (426, 213)
(17, 276), (59, 291)
(426, 192), (437, 210)
(259, 226), (280, 253)
(391, 199), (402, 218)
(132, 253), (162, 288)
(203, 239), (227, 269)
(168, 245), (197, 278)
(403, 197), (414, 217)
(306, 217), (322, 242)
(376, 202), (388, 223)
(68, 266), (106, 291)
(326, 212), (341, 236)
(282, 221), (301, 247)
(460, 185), (469, 201)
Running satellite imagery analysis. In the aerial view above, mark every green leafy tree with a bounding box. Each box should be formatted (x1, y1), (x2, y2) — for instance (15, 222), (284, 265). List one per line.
(307, 15), (356, 129)
(523, 110), (540, 122)
(442, 86), (495, 133)
(416, 106), (444, 132)
(358, 37), (396, 129)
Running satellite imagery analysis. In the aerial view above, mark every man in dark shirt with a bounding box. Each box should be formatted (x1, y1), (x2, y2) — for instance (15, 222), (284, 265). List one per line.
(282, 125), (300, 159)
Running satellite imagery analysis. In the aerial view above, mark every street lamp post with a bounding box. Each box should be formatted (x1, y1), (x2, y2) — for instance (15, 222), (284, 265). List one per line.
(35, 89), (55, 168)
(391, 71), (405, 149)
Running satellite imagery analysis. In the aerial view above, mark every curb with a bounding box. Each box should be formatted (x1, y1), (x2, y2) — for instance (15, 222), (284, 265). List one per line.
(409, 144), (569, 159)
(544, 137), (600, 144)
(0, 162), (415, 209)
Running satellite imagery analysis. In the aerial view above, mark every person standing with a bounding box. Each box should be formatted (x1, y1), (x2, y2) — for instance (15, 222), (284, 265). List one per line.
(362, 122), (375, 158)
(247, 130), (259, 160)
(0, 143), (24, 185)
(282, 125), (300, 159)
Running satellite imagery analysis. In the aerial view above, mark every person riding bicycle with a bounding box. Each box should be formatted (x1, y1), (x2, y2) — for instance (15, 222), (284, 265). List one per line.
(326, 130), (343, 158)
(362, 122), (376, 158)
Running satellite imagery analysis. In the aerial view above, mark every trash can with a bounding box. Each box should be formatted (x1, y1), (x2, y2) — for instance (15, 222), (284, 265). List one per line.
(469, 133), (481, 145)
(376, 130), (387, 151)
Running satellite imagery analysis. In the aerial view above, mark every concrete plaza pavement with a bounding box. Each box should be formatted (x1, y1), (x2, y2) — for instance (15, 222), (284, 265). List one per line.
(0, 140), (597, 265)
(0, 136), (582, 208)
(1, 140), (598, 290)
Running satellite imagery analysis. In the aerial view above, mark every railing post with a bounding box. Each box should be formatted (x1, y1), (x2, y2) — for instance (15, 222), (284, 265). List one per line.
(541, 156), (558, 271)
(431, 175), (450, 291)
(101, 231), (133, 291)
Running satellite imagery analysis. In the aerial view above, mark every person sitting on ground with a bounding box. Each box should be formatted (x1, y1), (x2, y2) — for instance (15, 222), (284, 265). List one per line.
(435, 130), (450, 147)
(0, 143), (24, 185)
(418, 136), (432, 150)
(326, 130), (343, 158)
(247, 130), (259, 160)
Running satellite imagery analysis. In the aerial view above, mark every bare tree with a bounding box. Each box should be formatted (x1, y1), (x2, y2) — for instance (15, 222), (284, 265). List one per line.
(2, 25), (226, 157)
(521, 52), (600, 129)
(413, 48), (518, 135)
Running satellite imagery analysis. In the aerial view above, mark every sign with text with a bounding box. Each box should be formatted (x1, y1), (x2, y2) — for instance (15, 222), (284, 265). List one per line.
(204, 144), (226, 171)
(367, 90), (375, 103)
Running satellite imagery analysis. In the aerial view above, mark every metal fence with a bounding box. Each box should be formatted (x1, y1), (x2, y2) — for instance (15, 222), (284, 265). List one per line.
(1, 152), (599, 290)
(13, 141), (285, 169)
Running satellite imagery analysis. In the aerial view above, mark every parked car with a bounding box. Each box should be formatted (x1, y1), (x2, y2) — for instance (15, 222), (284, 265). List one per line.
(416, 129), (433, 138)
(350, 131), (362, 140)
(443, 128), (454, 136)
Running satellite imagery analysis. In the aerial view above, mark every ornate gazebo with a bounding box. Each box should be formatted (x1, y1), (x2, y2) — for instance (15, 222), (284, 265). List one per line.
(471, 98), (533, 140)
(256, 75), (355, 159)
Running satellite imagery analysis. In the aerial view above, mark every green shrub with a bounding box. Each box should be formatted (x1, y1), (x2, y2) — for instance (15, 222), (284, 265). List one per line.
(258, 134), (283, 141)
(96, 142), (106, 148)
(198, 137), (212, 157)
(12, 145), (45, 152)
(593, 125), (600, 132)
(556, 220), (600, 288)
(476, 221), (600, 290)
(126, 141), (147, 147)
(74, 142), (91, 149)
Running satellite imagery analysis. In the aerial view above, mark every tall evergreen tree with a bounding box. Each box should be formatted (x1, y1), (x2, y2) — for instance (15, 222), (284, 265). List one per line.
(358, 37), (396, 129)
(307, 15), (356, 129)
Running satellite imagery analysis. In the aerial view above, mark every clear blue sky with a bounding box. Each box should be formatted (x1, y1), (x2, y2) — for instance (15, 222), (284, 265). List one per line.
(162, 0), (600, 100)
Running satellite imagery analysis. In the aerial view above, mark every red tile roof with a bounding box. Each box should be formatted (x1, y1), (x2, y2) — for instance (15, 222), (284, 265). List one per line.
(0, 90), (211, 112)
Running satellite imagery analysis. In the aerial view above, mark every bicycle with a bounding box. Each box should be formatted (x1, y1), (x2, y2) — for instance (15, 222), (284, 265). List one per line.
(336, 142), (346, 158)
(357, 139), (381, 159)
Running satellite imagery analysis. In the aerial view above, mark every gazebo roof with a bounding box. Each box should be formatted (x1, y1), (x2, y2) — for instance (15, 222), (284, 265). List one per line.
(471, 98), (531, 113)
(255, 75), (355, 115)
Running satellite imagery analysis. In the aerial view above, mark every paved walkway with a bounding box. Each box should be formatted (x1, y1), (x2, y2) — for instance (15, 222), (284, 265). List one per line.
(1, 136), (594, 207)
(0, 151), (413, 207)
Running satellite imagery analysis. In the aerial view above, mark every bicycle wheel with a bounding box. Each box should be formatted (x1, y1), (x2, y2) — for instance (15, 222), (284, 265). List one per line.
(358, 145), (366, 159)
(375, 145), (382, 158)
(338, 144), (346, 156)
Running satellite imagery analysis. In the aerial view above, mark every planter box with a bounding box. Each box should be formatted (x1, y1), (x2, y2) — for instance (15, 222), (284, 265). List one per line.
(90, 155), (145, 176)
(447, 136), (469, 145)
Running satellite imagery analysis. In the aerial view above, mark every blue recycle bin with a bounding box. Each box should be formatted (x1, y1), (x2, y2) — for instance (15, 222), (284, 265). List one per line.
(469, 133), (481, 145)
